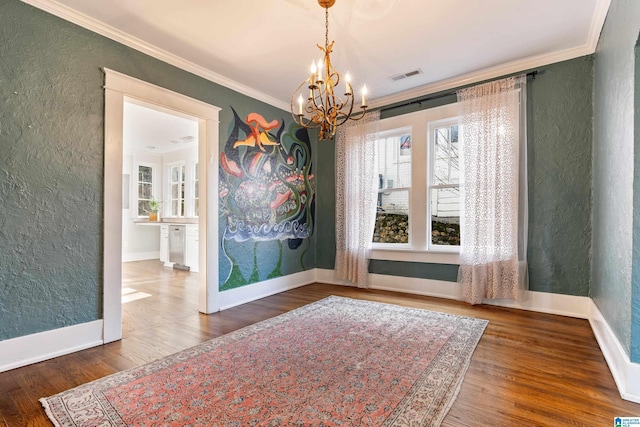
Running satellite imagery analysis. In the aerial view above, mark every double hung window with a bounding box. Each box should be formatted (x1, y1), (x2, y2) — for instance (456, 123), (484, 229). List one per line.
(370, 103), (460, 263)
(373, 128), (411, 244)
(428, 120), (460, 248)
(136, 163), (156, 217)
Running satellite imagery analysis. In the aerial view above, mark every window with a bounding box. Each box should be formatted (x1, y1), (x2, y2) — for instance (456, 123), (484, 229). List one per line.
(169, 163), (186, 217)
(136, 164), (155, 217)
(373, 128), (411, 245)
(428, 120), (460, 249)
(370, 103), (460, 264)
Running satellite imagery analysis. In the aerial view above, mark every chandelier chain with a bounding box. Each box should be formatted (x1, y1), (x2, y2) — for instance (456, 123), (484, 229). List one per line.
(290, 0), (367, 140)
(325, 7), (329, 52)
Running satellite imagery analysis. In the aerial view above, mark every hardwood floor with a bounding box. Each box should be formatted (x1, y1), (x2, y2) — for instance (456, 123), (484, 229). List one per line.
(1, 260), (639, 426)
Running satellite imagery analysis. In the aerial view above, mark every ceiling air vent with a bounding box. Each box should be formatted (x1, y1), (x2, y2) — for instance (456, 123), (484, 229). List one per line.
(390, 69), (423, 82)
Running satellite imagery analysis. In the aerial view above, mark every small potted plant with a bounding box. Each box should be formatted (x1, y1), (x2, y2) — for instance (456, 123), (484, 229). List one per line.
(147, 198), (162, 222)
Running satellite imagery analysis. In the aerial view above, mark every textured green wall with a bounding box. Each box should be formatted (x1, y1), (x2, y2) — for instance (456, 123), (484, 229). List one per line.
(316, 57), (593, 297)
(592, 0), (640, 360)
(0, 0), (314, 341)
(527, 56), (592, 295)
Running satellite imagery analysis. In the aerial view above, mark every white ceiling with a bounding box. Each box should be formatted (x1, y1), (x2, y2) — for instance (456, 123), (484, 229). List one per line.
(29, 0), (610, 109)
(123, 100), (198, 154)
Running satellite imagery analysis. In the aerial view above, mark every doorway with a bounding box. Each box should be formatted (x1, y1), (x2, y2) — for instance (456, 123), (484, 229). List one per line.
(103, 69), (221, 343)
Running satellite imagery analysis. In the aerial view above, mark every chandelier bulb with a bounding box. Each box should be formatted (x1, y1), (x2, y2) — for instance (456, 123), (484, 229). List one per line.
(316, 59), (324, 83)
(345, 73), (352, 95)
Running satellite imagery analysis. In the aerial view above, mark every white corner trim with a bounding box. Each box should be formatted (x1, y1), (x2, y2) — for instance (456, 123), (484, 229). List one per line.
(370, 45), (593, 110)
(20, 0), (288, 111)
(587, 0), (612, 52)
(589, 300), (640, 403)
(0, 320), (104, 373)
(219, 270), (316, 311)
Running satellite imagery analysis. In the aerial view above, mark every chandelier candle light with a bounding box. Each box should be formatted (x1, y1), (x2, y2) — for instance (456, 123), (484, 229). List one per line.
(291, 0), (368, 140)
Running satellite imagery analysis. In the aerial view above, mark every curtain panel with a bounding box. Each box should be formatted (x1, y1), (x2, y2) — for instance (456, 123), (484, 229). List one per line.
(457, 76), (528, 304)
(335, 110), (380, 287)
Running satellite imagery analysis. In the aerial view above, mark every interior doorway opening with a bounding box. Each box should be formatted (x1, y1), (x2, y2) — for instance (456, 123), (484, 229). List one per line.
(103, 69), (221, 343)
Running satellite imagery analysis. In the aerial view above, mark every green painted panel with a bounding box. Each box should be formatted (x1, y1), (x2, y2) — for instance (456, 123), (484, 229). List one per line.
(369, 260), (458, 282)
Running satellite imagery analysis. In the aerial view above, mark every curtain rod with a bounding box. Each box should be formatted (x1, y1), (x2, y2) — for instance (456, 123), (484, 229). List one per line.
(380, 70), (540, 113)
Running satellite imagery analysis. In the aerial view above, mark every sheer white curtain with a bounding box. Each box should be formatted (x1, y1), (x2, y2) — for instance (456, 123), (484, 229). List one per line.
(335, 110), (380, 287)
(457, 75), (528, 304)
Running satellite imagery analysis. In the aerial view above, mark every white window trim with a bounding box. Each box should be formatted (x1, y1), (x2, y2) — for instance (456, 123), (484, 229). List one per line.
(370, 103), (460, 264)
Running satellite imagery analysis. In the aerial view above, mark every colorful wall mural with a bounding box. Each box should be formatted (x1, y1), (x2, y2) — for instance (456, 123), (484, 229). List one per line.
(219, 108), (315, 290)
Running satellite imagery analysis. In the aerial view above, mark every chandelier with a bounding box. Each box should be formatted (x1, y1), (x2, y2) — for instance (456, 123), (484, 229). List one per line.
(291, 0), (368, 140)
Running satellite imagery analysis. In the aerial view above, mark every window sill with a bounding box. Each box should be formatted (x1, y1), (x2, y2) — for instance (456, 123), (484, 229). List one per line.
(369, 248), (460, 264)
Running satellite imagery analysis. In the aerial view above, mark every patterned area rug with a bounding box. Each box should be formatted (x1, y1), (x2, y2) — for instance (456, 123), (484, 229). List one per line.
(41, 296), (488, 426)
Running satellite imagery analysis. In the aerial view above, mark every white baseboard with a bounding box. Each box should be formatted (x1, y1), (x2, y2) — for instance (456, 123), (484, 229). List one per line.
(314, 268), (590, 319)
(0, 320), (104, 373)
(122, 251), (160, 262)
(219, 269), (316, 311)
(589, 300), (640, 403)
(482, 290), (590, 319)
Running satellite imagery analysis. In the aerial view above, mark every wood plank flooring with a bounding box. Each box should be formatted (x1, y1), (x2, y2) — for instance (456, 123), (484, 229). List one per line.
(1, 260), (639, 426)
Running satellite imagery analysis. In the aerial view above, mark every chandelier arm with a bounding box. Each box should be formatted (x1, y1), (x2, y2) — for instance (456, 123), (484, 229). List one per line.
(291, 80), (322, 129)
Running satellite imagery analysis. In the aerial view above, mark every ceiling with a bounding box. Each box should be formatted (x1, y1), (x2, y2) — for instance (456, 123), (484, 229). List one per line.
(28, 0), (610, 110)
(123, 100), (198, 154)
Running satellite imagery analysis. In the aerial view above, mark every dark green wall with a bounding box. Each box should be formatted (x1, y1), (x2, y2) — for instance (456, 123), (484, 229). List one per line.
(317, 56), (594, 297)
(592, 0), (640, 361)
(0, 0), (313, 341)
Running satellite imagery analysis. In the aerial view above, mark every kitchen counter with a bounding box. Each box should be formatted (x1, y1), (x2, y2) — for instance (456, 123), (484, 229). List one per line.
(134, 218), (198, 226)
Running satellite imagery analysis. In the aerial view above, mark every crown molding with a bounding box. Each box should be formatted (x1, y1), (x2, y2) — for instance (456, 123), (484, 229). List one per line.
(588, 0), (612, 52)
(20, 0), (290, 111)
(370, 44), (595, 109)
(371, 0), (612, 109)
(21, 0), (611, 114)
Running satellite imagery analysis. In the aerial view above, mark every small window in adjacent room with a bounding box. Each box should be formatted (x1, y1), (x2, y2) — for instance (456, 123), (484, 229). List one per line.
(428, 120), (460, 248)
(372, 127), (411, 245)
(137, 164), (154, 217)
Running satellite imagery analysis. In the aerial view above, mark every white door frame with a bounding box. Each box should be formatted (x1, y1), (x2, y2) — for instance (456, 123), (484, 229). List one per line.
(103, 68), (220, 343)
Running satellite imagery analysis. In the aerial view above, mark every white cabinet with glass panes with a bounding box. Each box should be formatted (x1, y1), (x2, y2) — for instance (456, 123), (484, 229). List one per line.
(168, 163), (186, 218)
(193, 162), (199, 217)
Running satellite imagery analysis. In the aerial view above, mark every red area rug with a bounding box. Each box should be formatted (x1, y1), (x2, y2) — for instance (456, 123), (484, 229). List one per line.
(41, 296), (487, 426)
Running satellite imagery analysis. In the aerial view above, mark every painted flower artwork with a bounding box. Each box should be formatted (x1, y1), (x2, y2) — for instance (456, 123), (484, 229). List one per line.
(219, 108), (314, 290)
